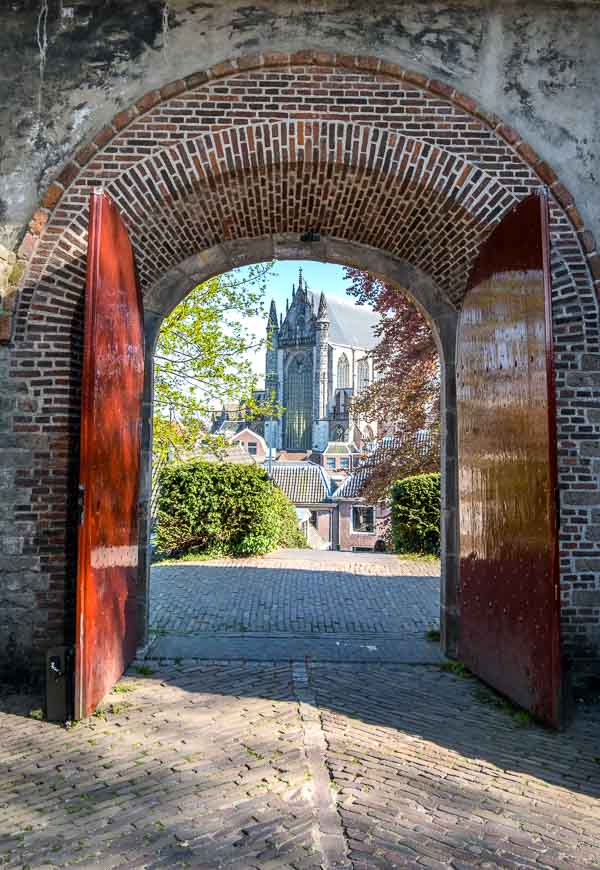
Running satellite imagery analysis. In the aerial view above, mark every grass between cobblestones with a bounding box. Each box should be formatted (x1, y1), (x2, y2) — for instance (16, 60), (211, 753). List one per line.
(395, 551), (440, 562)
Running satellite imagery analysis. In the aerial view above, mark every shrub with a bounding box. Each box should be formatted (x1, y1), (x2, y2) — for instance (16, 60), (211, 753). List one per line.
(156, 461), (305, 558)
(390, 472), (441, 555)
(270, 485), (307, 549)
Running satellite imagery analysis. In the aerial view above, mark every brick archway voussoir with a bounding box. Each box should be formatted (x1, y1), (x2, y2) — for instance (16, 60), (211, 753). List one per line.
(93, 121), (518, 305)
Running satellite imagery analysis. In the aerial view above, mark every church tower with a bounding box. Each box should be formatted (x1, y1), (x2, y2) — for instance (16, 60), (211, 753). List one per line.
(264, 299), (281, 449)
(313, 291), (330, 452)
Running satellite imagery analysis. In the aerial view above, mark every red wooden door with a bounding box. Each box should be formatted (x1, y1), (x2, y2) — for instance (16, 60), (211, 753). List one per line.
(457, 193), (562, 727)
(75, 190), (145, 720)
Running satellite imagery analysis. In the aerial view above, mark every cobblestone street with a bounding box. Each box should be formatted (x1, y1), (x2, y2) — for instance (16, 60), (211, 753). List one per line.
(1, 552), (600, 867)
(2, 661), (599, 868)
(148, 551), (441, 662)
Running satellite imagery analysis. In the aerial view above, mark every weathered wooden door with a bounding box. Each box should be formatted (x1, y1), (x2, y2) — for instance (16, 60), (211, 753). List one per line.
(75, 190), (144, 720)
(457, 193), (562, 727)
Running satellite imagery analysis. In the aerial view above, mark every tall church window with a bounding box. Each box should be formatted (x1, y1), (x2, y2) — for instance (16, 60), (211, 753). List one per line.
(284, 353), (313, 450)
(357, 358), (369, 392)
(337, 353), (350, 389)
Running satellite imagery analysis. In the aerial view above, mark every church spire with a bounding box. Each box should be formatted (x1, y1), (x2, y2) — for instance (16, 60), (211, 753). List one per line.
(297, 266), (308, 302)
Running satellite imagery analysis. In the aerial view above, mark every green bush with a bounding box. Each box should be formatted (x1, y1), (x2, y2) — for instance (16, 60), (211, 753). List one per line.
(156, 461), (306, 558)
(390, 472), (441, 555)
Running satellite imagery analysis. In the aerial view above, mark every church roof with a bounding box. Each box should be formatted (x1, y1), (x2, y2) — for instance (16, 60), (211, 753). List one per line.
(268, 461), (332, 504)
(308, 291), (379, 350)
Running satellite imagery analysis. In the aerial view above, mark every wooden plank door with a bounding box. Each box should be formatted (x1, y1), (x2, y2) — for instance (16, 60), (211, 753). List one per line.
(457, 192), (562, 727)
(75, 190), (145, 720)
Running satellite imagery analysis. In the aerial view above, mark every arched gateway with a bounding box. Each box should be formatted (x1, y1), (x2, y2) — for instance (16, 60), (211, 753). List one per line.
(2, 52), (599, 725)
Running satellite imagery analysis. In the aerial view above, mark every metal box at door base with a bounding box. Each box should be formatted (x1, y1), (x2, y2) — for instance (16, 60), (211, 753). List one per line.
(46, 646), (73, 722)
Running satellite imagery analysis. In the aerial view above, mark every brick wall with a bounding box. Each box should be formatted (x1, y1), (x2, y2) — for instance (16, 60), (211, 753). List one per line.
(337, 502), (388, 553)
(2, 54), (599, 680)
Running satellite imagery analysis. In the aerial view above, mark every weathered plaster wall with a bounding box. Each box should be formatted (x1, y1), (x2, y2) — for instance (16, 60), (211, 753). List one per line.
(1, 0), (600, 246)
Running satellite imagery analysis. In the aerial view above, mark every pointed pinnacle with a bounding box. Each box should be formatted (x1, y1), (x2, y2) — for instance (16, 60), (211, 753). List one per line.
(317, 291), (329, 320)
(268, 298), (278, 327)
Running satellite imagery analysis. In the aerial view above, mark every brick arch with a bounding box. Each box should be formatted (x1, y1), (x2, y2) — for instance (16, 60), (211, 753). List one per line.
(16, 54), (598, 349)
(103, 121), (518, 304)
(4, 52), (600, 680)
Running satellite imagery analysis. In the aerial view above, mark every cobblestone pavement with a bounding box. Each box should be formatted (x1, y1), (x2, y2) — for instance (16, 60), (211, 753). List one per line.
(150, 551), (440, 638)
(2, 661), (600, 868)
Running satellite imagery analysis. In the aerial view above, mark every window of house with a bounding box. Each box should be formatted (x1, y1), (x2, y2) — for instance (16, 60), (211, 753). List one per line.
(340, 457), (350, 469)
(310, 511), (318, 527)
(352, 506), (375, 533)
(326, 457), (336, 470)
(247, 441), (258, 455)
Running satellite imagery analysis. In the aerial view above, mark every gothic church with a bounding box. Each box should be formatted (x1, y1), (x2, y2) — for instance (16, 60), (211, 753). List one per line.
(263, 269), (380, 454)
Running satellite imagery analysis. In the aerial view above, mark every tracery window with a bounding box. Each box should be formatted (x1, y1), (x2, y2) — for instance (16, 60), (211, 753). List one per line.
(284, 353), (313, 450)
(357, 358), (369, 392)
(337, 353), (350, 389)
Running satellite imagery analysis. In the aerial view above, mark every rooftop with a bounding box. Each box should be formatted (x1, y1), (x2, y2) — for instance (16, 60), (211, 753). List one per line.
(267, 461), (332, 504)
(323, 441), (361, 455)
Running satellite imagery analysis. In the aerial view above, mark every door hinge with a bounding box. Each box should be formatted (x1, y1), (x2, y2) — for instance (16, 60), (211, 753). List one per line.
(78, 484), (85, 526)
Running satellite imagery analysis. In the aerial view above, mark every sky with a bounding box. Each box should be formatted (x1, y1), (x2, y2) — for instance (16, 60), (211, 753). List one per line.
(233, 260), (373, 386)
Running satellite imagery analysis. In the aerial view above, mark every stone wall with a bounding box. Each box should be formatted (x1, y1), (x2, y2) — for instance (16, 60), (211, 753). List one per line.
(0, 245), (17, 342)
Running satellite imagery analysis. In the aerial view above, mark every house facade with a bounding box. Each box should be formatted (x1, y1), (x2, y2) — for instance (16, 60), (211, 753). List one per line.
(266, 460), (387, 553)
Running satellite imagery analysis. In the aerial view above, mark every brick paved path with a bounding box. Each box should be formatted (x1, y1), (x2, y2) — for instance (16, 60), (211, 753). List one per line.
(2, 661), (600, 868)
(150, 551), (440, 639)
(2, 554), (599, 867)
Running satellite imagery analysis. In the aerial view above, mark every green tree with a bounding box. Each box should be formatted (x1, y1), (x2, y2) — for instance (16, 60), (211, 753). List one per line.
(153, 264), (280, 460)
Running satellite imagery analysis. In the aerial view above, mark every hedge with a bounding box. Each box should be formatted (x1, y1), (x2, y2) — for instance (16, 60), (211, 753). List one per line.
(155, 460), (306, 557)
(390, 472), (441, 555)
